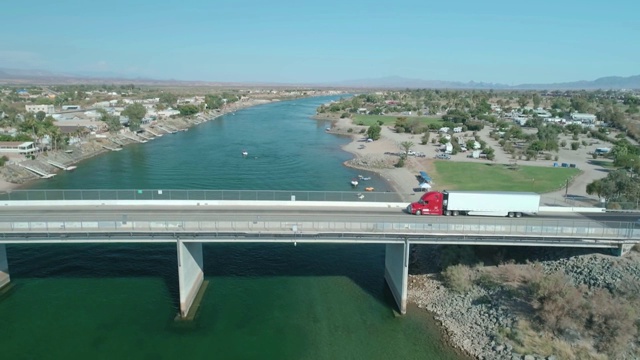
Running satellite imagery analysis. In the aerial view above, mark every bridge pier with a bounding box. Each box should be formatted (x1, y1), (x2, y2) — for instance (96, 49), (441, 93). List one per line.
(384, 241), (410, 314)
(177, 241), (204, 319)
(614, 243), (635, 257)
(0, 244), (9, 290)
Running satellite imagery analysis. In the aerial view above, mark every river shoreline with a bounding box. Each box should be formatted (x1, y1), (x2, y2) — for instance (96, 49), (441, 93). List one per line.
(0, 97), (298, 192)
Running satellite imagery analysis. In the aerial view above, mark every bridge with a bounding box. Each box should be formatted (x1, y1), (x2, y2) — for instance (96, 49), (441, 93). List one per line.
(0, 189), (638, 319)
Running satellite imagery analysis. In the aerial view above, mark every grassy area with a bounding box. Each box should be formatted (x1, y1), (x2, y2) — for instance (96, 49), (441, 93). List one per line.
(432, 162), (582, 193)
(352, 114), (441, 127)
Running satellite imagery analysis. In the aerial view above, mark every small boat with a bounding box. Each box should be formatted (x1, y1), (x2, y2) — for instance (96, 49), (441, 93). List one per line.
(242, 150), (248, 157)
(350, 178), (359, 186)
(365, 187), (375, 192)
(358, 175), (371, 181)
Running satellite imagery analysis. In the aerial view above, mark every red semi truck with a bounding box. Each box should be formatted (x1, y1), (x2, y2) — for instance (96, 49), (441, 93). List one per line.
(406, 190), (541, 218)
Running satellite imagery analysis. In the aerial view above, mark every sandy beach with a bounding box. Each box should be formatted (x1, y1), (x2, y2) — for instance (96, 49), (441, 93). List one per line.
(326, 116), (433, 203)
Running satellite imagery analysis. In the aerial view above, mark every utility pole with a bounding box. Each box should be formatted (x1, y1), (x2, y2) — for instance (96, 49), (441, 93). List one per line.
(565, 179), (569, 199)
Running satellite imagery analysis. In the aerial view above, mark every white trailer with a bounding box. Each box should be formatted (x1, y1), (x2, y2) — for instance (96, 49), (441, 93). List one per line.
(444, 143), (453, 154)
(442, 190), (540, 217)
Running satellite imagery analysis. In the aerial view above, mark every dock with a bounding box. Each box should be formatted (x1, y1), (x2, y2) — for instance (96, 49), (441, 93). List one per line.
(144, 128), (162, 137)
(121, 133), (147, 143)
(109, 137), (126, 146)
(164, 124), (181, 132)
(18, 163), (55, 178)
(101, 145), (122, 152)
(46, 160), (77, 171)
(157, 125), (176, 134)
(138, 133), (153, 141)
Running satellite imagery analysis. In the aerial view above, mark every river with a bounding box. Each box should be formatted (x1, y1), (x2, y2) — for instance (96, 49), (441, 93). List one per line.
(0, 96), (465, 359)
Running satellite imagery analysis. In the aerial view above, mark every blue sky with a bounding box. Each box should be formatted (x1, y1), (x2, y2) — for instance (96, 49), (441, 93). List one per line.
(1, 0), (638, 84)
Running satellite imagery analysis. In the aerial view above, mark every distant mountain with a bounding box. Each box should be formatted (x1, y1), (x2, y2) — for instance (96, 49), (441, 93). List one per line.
(331, 75), (640, 90)
(330, 76), (509, 89)
(1, 67), (639, 89)
(515, 75), (640, 90)
(0, 68), (190, 85)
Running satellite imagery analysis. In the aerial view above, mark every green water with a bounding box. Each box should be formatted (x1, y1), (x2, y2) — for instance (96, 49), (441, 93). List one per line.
(0, 97), (465, 359)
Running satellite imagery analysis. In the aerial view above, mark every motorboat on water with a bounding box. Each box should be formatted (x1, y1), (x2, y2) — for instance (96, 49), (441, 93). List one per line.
(358, 175), (371, 181)
(350, 178), (359, 186)
(365, 187), (375, 192)
(242, 150), (248, 157)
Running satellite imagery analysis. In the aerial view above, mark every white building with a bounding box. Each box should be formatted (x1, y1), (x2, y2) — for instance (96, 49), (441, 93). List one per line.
(25, 104), (55, 114)
(0, 141), (39, 154)
(533, 108), (552, 118)
(570, 113), (597, 123)
(513, 116), (528, 126)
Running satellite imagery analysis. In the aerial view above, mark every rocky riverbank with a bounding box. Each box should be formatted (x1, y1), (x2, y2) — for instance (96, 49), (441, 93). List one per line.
(408, 245), (640, 360)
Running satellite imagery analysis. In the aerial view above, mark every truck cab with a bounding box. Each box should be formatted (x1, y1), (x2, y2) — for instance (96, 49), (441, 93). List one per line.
(406, 191), (443, 215)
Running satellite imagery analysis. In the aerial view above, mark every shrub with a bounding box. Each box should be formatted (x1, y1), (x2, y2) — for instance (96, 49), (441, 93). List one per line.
(340, 112), (350, 118)
(571, 142), (580, 150)
(395, 157), (405, 168)
(587, 289), (638, 357)
(442, 264), (475, 293)
(526, 270), (587, 333)
(347, 128), (353, 133)
(475, 271), (500, 290)
(359, 129), (366, 134)
(554, 155), (559, 161)
(560, 140), (567, 147)
(420, 132), (430, 145)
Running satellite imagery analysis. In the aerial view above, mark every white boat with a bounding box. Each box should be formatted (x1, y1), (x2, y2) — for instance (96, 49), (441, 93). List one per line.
(358, 175), (371, 181)
(242, 150), (248, 157)
(350, 179), (359, 186)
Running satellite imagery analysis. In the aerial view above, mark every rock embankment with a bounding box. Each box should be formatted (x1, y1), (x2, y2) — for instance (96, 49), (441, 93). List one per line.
(408, 245), (640, 360)
(345, 154), (395, 170)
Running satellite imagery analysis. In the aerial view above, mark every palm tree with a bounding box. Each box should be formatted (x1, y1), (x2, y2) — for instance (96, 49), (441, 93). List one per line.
(400, 141), (414, 158)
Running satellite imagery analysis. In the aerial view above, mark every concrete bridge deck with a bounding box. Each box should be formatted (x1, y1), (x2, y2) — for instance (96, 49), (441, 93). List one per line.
(0, 198), (637, 318)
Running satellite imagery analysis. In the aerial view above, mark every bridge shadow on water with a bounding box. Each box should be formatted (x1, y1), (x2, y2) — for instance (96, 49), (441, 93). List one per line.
(5, 242), (396, 313)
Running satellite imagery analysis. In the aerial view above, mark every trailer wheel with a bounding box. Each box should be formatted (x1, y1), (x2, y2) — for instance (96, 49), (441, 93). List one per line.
(515, 212), (522, 218)
(507, 212), (515, 218)
(415, 210), (422, 216)
(452, 211), (459, 216)
(445, 210), (451, 216)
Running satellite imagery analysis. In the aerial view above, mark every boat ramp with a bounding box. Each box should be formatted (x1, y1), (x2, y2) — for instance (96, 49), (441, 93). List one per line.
(18, 163), (55, 179)
(121, 133), (147, 143)
(101, 144), (122, 152)
(46, 160), (77, 171)
(144, 128), (162, 137)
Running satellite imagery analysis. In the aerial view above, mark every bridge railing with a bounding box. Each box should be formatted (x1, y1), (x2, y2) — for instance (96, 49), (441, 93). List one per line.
(0, 189), (406, 203)
(1, 218), (637, 241)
